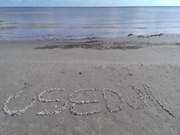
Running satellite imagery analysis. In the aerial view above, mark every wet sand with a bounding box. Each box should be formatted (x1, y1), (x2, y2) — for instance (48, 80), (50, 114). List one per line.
(0, 34), (180, 135)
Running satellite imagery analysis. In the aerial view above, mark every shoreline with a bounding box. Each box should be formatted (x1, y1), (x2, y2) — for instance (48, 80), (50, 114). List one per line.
(0, 33), (180, 49)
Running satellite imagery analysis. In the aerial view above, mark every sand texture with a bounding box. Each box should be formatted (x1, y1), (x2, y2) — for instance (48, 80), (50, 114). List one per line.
(0, 34), (180, 135)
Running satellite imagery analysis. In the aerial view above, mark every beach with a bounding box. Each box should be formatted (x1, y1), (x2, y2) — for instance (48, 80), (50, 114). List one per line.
(0, 34), (180, 135)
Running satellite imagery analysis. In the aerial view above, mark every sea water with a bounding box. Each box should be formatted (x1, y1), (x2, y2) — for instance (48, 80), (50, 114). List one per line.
(0, 7), (180, 40)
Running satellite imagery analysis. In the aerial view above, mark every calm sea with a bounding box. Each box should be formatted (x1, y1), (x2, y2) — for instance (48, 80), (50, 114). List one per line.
(0, 7), (180, 40)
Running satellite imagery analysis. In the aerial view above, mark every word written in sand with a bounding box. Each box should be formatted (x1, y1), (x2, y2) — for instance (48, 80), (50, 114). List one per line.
(2, 86), (176, 118)
(2, 88), (124, 117)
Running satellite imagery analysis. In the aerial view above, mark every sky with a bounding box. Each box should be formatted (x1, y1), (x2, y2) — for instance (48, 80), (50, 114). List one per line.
(0, 0), (180, 7)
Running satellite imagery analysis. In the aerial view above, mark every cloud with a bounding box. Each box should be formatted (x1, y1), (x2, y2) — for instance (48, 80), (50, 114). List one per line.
(160, 0), (180, 5)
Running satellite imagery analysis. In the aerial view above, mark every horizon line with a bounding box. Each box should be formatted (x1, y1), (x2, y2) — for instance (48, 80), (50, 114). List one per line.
(1, 6), (180, 8)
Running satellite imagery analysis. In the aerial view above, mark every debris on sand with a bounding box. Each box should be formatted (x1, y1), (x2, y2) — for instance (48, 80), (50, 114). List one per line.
(137, 33), (164, 38)
(128, 33), (134, 37)
(34, 37), (142, 50)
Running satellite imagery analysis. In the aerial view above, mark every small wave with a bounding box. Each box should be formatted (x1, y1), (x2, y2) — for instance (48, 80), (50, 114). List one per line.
(0, 26), (17, 30)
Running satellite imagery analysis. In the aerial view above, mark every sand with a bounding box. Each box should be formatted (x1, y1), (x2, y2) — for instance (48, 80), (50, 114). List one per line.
(0, 34), (180, 135)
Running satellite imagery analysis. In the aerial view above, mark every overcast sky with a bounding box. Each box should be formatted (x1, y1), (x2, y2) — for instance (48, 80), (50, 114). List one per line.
(0, 0), (180, 7)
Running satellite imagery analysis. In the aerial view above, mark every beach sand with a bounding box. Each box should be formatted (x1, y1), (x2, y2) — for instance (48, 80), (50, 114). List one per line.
(0, 34), (180, 135)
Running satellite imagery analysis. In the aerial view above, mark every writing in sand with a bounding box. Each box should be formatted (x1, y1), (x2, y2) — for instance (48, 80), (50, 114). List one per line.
(2, 86), (176, 118)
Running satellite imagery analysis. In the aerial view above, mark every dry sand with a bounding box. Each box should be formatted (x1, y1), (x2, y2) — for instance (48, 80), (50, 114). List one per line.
(0, 34), (180, 135)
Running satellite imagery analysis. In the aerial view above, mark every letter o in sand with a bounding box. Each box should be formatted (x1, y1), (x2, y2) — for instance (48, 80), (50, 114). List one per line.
(3, 91), (35, 116)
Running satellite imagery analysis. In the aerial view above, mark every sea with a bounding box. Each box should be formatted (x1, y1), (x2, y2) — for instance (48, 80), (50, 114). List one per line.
(0, 7), (180, 40)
